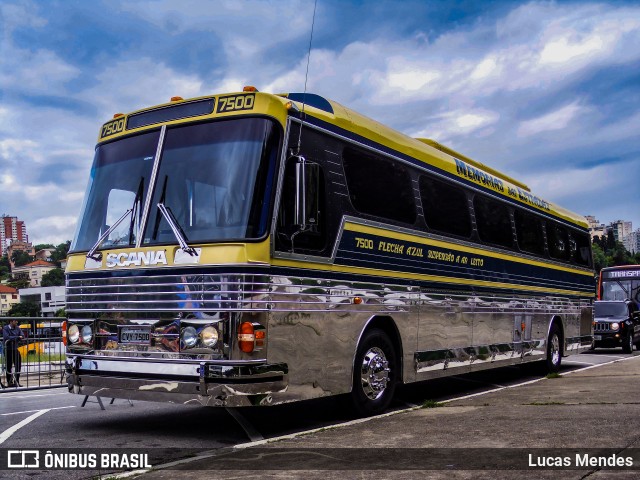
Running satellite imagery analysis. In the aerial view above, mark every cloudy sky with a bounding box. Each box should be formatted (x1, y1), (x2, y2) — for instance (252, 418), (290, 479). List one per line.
(1, 0), (639, 245)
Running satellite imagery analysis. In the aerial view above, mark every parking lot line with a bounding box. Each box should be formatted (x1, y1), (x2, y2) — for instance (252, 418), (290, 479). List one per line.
(1, 406), (75, 417)
(0, 409), (50, 445)
(0, 391), (69, 400)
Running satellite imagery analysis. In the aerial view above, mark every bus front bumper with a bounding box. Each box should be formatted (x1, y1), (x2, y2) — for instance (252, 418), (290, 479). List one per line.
(65, 355), (288, 407)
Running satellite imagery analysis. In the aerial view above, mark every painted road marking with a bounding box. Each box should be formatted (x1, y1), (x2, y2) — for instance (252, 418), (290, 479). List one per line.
(1, 406), (75, 417)
(0, 409), (50, 445)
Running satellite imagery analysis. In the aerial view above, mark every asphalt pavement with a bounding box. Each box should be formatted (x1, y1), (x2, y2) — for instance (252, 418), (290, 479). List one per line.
(137, 355), (640, 480)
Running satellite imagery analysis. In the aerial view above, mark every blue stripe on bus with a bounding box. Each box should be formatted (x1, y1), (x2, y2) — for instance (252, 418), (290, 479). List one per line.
(336, 230), (594, 294)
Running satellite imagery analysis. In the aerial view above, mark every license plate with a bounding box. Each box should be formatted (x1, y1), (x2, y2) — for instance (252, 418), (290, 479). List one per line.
(594, 335), (602, 341)
(120, 326), (151, 345)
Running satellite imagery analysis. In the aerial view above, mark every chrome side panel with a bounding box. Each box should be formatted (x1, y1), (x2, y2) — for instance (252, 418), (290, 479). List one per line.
(415, 292), (593, 377)
(265, 275), (418, 402)
(66, 270), (593, 406)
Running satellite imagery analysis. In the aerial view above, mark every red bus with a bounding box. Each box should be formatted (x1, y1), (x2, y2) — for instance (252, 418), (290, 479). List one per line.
(598, 265), (640, 307)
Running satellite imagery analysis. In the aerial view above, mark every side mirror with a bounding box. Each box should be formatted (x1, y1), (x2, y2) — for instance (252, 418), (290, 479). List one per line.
(292, 156), (320, 231)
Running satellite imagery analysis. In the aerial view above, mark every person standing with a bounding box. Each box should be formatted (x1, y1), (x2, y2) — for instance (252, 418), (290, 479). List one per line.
(2, 318), (25, 387)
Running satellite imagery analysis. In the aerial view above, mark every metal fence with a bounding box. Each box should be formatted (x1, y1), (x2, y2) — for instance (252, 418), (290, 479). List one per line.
(1, 317), (66, 391)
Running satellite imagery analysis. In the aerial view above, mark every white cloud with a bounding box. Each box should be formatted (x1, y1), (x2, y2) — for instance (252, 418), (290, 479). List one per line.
(79, 58), (204, 116)
(29, 216), (78, 246)
(412, 108), (500, 142)
(0, 47), (79, 94)
(1, 0), (640, 243)
(517, 102), (583, 137)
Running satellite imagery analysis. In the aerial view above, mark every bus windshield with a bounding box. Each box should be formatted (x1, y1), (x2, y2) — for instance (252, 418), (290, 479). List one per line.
(71, 118), (279, 253)
(594, 301), (628, 317)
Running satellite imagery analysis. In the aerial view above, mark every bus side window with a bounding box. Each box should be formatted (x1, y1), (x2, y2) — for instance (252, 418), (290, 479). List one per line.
(514, 209), (545, 256)
(571, 231), (592, 267)
(419, 175), (471, 238)
(547, 223), (570, 262)
(342, 148), (416, 225)
(473, 194), (514, 249)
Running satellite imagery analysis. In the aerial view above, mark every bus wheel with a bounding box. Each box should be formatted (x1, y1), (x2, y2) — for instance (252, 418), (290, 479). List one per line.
(351, 328), (397, 417)
(546, 324), (562, 373)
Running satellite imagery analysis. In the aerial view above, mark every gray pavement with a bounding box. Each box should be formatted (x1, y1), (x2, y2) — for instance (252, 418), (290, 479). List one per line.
(137, 355), (640, 479)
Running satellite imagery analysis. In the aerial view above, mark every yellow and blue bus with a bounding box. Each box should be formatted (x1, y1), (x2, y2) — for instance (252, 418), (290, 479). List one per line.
(65, 88), (594, 415)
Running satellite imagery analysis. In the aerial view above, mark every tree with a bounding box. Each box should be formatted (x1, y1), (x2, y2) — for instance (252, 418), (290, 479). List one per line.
(7, 277), (30, 290)
(606, 230), (616, 254)
(8, 301), (40, 317)
(610, 242), (633, 266)
(41, 268), (65, 287)
(34, 243), (54, 252)
(591, 243), (607, 274)
(51, 241), (71, 266)
(11, 250), (33, 267)
(55, 307), (66, 318)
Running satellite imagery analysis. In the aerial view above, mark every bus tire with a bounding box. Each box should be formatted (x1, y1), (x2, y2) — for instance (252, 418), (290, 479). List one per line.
(351, 328), (397, 417)
(622, 332), (633, 354)
(546, 323), (562, 373)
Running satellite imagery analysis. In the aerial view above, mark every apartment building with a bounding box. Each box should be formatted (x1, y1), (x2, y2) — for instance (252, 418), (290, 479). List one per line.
(585, 215), (606, 240)
(0, 215), (28, 256)
(624, 230), (640, 254)
(609, 220), (633, 243)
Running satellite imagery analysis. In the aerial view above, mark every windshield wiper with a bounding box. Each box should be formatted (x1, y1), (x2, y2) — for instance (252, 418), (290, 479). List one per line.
(157, 202), (197, 256)
(86, 177), (145, 262)
(128, 177), (144, 244)
(86, 208), (132, 261)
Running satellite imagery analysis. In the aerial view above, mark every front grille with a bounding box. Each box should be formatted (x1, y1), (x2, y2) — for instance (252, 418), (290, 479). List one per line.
(66, 272), (271, 314)
(594, 322), (611, 332)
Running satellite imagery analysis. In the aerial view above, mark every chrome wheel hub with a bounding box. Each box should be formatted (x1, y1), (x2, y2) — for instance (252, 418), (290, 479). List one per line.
(360, 347), (390, 400)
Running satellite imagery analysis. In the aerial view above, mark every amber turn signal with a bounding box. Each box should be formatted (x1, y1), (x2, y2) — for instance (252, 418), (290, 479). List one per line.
(238, 322), (255, 353)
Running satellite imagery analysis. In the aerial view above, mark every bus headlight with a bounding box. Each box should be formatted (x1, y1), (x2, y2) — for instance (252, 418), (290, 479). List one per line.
(81, 325), (93, 344)
(611, 322), (620, 331)
(201, 326), (218, 348)
(68, 324), (80, 344)
(181, 326), (198, 349)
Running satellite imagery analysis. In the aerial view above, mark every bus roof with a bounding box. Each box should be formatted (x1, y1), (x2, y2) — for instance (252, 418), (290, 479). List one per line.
(98, 89), (589, 229)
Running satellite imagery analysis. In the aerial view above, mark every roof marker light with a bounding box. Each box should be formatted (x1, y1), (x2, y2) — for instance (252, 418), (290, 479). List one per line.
(243, 86), (258, 92)
(170, 96), (184, 102)
(113, 113), (124, 118)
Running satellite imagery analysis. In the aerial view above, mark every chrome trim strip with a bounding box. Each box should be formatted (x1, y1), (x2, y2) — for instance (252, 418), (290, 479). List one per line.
(414, 335), (593, 374)
(74, 354), (266, 365)
(415, 340), (546, 373)
(136, 124), (166, 248)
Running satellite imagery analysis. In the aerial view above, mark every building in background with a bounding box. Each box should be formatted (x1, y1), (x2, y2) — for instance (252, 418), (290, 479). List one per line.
(585, 215), (606, 240)
(0, 215), (28, 256)
(0, 285), (19, 316)
(11, 260), (56, 287)
(624, 230), (640, 254)
(18, 286), (65, 317)
(608, 220), (633, 243)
